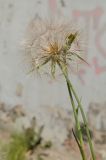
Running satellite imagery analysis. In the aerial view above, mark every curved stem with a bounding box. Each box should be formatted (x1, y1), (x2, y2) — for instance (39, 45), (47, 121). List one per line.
(58, 62), (86, 160)
(67, 80), (86, 160)
(67, 79), (96, 160)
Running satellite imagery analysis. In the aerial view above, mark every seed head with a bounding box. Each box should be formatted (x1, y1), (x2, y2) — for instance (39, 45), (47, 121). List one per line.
(23, 18), (87, 77)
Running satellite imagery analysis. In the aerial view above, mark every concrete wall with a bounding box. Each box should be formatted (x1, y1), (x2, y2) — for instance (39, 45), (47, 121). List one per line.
(0, 0), (106, 113)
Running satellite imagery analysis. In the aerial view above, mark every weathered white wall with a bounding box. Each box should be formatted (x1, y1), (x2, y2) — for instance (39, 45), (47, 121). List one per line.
(0, 0), (106, 113)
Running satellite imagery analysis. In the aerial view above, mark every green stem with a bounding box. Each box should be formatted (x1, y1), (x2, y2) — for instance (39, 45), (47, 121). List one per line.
(58, 62), (86, 160)
(67, 80), (86, 160)
(65, 76), (96, 160)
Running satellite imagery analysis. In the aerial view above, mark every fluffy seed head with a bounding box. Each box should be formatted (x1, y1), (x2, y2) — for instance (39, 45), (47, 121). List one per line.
(23, 17), (86, 77)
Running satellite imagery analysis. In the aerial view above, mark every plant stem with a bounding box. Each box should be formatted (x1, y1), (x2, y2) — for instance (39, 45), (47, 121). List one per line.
(58, 62), (86, 160)
(66, 80), (86, 160)
(65, 75), (96, 160)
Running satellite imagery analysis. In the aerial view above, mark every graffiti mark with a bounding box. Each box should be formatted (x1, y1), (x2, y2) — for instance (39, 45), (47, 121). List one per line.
(77, 69), (86, 85)
(95, 25), (106, 58)
(72, 6), (104, 29)
(72, 7), (105, 57)
(92, 57), (106, 75)
(48, 0), (57, 12)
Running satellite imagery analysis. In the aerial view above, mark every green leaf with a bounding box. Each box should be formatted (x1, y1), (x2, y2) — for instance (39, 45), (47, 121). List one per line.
(76, 107), (79, 115)
(37, 57), (51, 69)
(51, 60), (56, 78)
(67, 32), (78, 45)
(71, 52), (89, 65)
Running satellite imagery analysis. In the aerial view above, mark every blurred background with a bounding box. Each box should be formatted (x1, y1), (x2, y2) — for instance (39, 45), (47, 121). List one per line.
(0, 0), (106, 157)
(0, 0), (106, 109)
